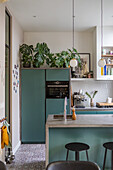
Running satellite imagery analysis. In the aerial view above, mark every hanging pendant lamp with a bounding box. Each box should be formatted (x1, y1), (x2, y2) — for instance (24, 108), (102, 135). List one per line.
(70, 0), (78, 68)
(98, 0), (106, 67)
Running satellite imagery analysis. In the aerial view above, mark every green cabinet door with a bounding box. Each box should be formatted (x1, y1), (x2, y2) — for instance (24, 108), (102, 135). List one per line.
(21, 69), (45, 143)
(46, 69), (70, 81)
(76, 111), (96, 114)
(96, 111), (113, 114)
(46, 99), (70, 120)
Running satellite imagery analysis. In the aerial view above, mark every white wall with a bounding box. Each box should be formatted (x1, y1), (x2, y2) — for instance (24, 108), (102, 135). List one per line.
(71, 80), (113, 106)
(8, 7), (24, 153)
(0, 3), (5, 161)
(103, 26), (113, 47)
(24, 31), (93, 70)
(0, 4), (24, 156)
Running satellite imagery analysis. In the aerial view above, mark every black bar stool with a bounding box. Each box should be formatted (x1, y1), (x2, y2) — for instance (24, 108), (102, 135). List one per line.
(103, 142), (113, 170)
(0, 161), (7, 170)
(46, 161), (100, 170)
(65, 142), (90, 161)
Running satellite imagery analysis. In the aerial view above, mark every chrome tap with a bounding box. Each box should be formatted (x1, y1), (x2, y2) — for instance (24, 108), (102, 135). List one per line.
(64, 97), (67, 121)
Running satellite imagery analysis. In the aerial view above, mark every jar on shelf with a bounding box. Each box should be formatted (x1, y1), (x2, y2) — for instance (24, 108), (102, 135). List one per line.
(107, 58), (111, 64)
(102, 49), (106, 55)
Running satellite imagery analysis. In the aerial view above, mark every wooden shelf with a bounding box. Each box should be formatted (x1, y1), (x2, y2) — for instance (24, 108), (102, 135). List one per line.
(106, 64), (113, 66)
(102, 54), (113, 57)
(71, 78), (95, 81)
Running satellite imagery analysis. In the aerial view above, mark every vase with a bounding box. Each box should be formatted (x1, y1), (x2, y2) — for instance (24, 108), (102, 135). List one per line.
(90, 98), (94, 107)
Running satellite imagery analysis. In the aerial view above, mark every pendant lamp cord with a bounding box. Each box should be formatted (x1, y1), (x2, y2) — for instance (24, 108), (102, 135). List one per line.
(72, 0), (75, 49)
(101, 0), (103, 54)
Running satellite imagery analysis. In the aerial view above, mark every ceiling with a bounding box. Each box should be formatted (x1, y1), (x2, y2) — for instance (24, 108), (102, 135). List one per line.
(6, 0), (113, 32)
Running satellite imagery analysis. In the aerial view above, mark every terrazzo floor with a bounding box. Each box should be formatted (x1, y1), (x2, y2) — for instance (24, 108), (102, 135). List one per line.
(6, 144), (45, 170)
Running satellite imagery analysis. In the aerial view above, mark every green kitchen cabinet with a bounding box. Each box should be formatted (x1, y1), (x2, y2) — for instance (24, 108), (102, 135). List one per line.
(46, 99), (70, 120)
(21, 68), (70, 143)
(21, 69), (45, 143)
(76, 111), (96, 114)
(49, 127), (113, 169)
(96, 111), (113, 114)
(46, 68), (70, 120)
(46, 69), (70, 81)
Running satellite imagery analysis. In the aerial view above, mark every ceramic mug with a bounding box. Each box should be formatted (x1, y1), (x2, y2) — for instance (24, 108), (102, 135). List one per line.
(106, 97), (112, 103)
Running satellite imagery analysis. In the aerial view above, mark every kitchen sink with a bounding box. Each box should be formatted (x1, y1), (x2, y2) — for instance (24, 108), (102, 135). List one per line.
(53, 114), (72, 119)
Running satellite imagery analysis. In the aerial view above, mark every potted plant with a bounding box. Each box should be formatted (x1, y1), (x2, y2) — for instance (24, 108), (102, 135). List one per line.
(46, 53), (56, 67)
(85, 90), (98, 107)
(19, 44), (33, 68)
(33, 42), (50, 68)
(46, 48), (81, 68)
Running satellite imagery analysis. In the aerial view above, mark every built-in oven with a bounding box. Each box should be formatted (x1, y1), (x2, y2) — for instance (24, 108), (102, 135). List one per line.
(46, 81), (69, 99)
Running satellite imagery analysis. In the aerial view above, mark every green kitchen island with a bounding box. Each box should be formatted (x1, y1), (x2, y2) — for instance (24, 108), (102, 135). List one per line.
(46, 114), (113, 169)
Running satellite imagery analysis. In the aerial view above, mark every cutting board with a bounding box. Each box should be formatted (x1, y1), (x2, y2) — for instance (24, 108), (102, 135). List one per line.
(96, 102), (113, 106)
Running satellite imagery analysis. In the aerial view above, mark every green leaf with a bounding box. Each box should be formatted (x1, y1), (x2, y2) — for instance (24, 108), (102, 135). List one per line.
(93, 91), (98, 98)
(85, 92), (91, 99)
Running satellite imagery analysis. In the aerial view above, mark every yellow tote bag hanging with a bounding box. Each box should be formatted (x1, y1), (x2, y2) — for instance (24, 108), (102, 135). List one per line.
(1, 126), (9, 149)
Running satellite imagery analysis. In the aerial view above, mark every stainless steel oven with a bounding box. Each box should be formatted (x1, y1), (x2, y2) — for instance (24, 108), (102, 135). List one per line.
(46, 81), (69, 99)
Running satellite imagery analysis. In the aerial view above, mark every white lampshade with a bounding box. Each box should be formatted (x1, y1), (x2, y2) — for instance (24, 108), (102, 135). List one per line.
(98, 58), (106, 67)
(70, 58), (78, 67)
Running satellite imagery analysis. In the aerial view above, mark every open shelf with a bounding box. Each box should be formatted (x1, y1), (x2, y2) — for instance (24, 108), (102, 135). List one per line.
(102, 54), (113, 57)
(71, 78), (95, 81)
(106, 64), (113, 66)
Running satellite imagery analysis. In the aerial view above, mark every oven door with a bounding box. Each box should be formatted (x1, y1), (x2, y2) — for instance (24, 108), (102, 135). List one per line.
(46, 81), (69, 99)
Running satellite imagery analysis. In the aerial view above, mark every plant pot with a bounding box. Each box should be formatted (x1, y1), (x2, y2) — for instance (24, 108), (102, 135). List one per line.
(23, 63), (31, 68)
(90, 98), (94, 107)
(33, 63), (40, 68)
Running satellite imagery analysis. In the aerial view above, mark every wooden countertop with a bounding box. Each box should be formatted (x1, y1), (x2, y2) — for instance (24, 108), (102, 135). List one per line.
(46, 114), (113, 128)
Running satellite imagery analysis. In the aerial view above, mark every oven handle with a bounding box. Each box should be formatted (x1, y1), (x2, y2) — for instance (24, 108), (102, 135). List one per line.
(47, 85), (68, 88)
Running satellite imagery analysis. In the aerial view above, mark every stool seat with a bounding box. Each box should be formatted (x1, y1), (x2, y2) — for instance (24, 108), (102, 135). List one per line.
(65, 142), (89, 152)
(65, 142), (90, 161)
(103, 142), (113, 150)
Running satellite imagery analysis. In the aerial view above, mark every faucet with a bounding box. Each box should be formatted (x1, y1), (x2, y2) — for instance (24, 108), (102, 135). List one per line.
(64, 97), (67, 121)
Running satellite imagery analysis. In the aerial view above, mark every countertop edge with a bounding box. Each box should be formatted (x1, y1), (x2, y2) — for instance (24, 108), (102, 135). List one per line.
(46, 114), (113, 128)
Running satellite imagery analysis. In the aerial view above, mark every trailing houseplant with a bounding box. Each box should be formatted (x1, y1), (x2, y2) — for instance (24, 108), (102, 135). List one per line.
(85, 90), (98, 107)
(33, 42), (50, 68)
(19, 44), (33, 67)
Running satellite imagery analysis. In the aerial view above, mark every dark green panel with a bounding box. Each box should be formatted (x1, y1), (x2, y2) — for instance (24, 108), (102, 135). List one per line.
(46, 69), (70, 81)
(46, 99), (70, 120)
(21, 69), (45, 142)
(96, 111), (113, 114)
(76, 111), (96, 114)
(49, 127), (113, 169)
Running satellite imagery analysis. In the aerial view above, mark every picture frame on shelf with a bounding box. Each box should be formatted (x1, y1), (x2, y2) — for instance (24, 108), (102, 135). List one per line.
(71, 53), (91, 78)
(79, 53), (91, 72)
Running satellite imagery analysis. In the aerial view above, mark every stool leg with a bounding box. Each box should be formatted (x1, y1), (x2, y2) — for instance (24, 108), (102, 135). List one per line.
(66, 149), (69, 161)
(75, 151), (79, 161)
(86, 150), (89, 161)
(103, 148), (107, 170)
(112, 151), (113, 170)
